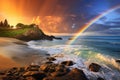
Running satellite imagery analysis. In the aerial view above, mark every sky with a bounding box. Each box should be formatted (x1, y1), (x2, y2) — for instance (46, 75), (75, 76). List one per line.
(0, 0), (120, 35)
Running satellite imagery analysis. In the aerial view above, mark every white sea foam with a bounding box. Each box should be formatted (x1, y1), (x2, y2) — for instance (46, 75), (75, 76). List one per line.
(27, 40), (120, 80)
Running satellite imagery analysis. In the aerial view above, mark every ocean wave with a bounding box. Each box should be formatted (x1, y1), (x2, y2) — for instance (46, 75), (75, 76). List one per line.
(27, 41), (120, 80)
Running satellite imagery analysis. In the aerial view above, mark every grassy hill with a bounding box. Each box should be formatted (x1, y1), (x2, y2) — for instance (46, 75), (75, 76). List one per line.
(0, 27), (34, 37)
(0, 23), (48, 41)
(0, 20), (62, 41)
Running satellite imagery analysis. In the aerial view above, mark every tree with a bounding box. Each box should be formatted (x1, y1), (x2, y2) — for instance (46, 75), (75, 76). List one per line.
(16, 23), (24, 28)
(0, 21), (3, 27)
(3, 19), (9, 27)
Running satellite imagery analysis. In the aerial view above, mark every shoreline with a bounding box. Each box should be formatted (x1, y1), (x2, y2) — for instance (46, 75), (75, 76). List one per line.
(0, 37), (120, 80)
(0, 55), (20, 70)
(0, 37), (48, 69)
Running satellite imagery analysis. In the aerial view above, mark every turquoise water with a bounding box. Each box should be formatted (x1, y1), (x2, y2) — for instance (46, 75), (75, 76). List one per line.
(28, 36), (120, 80)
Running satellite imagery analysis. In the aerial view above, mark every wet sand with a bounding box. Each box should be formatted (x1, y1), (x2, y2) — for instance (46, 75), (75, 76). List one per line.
(0, 55), (20, 70)
(0, 37), (48, 70)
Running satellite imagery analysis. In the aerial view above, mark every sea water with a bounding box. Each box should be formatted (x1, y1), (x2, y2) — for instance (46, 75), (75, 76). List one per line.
(27, 36), (120, 80)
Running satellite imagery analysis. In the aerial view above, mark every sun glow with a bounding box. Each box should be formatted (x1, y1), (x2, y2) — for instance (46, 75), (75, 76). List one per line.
(12, 26), (17, 29)
(0, 0), (69, 33)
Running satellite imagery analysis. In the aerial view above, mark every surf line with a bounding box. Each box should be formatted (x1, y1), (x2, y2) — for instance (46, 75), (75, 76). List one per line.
(67, 5), (120, 45)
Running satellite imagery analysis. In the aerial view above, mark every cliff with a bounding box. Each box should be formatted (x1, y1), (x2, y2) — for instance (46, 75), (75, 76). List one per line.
(0, 23), (62, 41)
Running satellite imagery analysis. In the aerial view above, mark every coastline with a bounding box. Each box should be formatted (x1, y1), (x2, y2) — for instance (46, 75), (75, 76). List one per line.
(0, 55), (20, 70)
(0, 37), (89, 80)
(0, 37), (48, 69)
(0, 37), (120, 80)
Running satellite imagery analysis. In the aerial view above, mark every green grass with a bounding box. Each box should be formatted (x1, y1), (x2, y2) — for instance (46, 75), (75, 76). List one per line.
(0, 27), (34, 37)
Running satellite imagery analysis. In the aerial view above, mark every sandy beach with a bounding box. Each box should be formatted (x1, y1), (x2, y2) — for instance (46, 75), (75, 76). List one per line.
(0, 55), (20, 70)
(0, 37), (47, 70)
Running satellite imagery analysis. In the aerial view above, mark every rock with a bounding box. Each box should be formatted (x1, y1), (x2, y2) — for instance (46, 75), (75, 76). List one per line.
(26, 65), (40, 71)
(18, 67), (25, 72)
(67, 68), (88, 80)
(55, 64), (70, 73)
(89, 63), (101, 72)
(53, 37), (62, 40)
(47, 57), (56, 61)
(50, 64), (69, 77)
(45, 61), (53, 64)
(45, 54), (50, 56)
(50, 71), (67, 77)
(40, 64), (56, 73)
(43, 68), (88, 80)
(40, 63), (70, 77)
(116, 59), (120, 63)
(23, 71), (39, 77)
(0, 71), (6, 75)
(61, 60), (74, 66)
(1, 63), (89, 80)
(32, 72), (46, 80)
(25, 76), (36, 80)
(97, 77), (105, 80)
(40, 64), (49, 72)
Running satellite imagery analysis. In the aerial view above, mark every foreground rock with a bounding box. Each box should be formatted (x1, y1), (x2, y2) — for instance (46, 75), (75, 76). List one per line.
(0, 62), (88, 80)
(44, 68), (88, 80)
(89, 63), (101, 72)
(46, 57), (56, 62)
(116, 59), (120, 63)
(61, 60), (74, 66)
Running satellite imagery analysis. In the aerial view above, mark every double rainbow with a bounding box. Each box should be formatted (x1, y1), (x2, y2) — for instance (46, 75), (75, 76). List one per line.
(68, 5), (120, 44)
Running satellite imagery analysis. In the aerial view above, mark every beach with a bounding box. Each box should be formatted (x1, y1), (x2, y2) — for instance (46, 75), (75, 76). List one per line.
(0, 37), (47, 69)
(0, 36), (120, 80)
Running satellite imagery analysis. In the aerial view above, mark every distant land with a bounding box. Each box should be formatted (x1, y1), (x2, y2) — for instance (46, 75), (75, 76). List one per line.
(0, 19), (62, 41)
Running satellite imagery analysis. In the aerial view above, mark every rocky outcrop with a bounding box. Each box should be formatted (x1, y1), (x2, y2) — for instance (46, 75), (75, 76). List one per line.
(0, 23), (62, 41)
(89, 63), (101, 72)
(15, 27), (62, 41)
(0, 62), (88, 80)
(61, 60), (74, 66)
(46, 57), (56, 62)
(116, 59), (120, 63)
(44, 68), (88, 80)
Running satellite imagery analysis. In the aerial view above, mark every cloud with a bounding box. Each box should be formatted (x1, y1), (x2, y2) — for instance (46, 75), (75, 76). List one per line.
(109, 28), (120, 30)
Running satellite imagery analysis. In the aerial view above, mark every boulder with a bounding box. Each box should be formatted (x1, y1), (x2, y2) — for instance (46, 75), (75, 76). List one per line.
(89, 63), (101, 72)
(25, 76), (36, 80)
(40, 63), (57, 72)
(26, 65), (40, 71)
(43, 68), (88, 80)
(46, 57), (56, 61)
(18, 67), (25, 72)
(40, 63), (69, 76)
(45, 61), (53, 64)
(116, 59), (120, 63)
(51, 71), (67, 77)
(23, 71), (39, 77)
(61, 60), (74, 66)
(0, 71), (6, 75)
(32, 72), (46, 80)
(45, 54), (50, 56)
(24, 72), (46, 80)
(67, 68), (88, 80)
(50, 64), (69, 77)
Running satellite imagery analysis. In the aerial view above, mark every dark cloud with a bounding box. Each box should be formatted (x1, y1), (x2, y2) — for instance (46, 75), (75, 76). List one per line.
(0, 0), (120, 34)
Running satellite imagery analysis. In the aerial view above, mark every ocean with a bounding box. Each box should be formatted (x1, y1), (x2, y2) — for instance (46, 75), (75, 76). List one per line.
(27, 36), (120, 80)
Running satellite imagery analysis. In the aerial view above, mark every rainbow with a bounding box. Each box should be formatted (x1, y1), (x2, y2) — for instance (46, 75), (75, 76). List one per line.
(68, 5), (120, 44)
